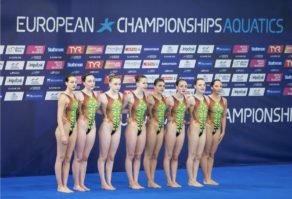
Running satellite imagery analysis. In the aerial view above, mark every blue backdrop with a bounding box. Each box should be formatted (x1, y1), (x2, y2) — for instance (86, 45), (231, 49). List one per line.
(1, 0), (292, 177)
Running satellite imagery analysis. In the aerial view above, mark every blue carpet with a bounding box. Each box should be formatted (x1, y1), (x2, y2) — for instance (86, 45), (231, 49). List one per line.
(1, 164), (292, 199)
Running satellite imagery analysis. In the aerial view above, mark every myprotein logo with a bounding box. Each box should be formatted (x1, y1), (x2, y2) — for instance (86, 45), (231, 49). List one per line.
(123, 60), (141, 69)
(142, 60), (160, 69)
(248, 87), (265, 96)
(179, 45), (196, 54)
(266, 73), (283, 82)
(161, 74), (177, 83)
(46, 61), (65, 70)
(284, 59), (292, 68)
(45, 91), (62, 100)
(46, 76), (64, 85)
(283, 87), (292, 96)
(249, 73), (266, 82)
(232, 59), (249, 68)
(124, 45), (142, 54)
(86, 45), (104, 54)
(26, 45), (46, 54)
(26, 61), (45, 70)
(214, 74), (231, 82)
(4, 92), (24, 101)
(5, 76), (25, 85)
(5, 61), (25, 70)
(214, 59), (232, 68)
(284, 45), (292, 53)
(66, 61), (84, 69)
(105, 45), (123, 54)
(104, 60), (123, 69)
(232, 74), (249, 82)
(161, 45), (179, 54)
(196, 59), (214, 68)
(5, 45), (25, 54)
(123, 75), (136, 83)
(0, 45), (4, 54)
(250, 46), (266, 53)
(267, 60), (283, 67)
(267, 45), (284, 54)
(197, 74), (213, 82)
(66, 45), (85, 54)
(215, 45), (231, 54)
(25, 76), (45, 85)
(47, 46), (65, 54)
(179, 59), (196, 68)
(86, 60), (104, 69)
(232, 45), (249, 54)
(25, 91), (44, 100)
(266, 88), (282, 96)
(249, 59), (266, 68)
(197, 45), (214, 54)
(231, 88), (248, 96)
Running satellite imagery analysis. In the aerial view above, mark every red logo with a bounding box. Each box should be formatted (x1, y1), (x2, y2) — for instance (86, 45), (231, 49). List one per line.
(66, 45), (85, 54)
(284, 59), (292, 68)
(86, 60), (104, 69)
(267, 45), (284, 54)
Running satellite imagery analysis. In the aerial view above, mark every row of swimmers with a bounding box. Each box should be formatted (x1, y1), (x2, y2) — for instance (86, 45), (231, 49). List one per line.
(55, 74), (227, 193)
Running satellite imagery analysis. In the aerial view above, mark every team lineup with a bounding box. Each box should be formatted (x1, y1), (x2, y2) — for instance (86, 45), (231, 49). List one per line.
(54, 74), (227, 193)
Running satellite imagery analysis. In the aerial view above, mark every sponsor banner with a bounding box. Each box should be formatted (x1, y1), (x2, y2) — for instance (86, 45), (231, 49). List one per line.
(214, 59), (232, 68)
(267, 45), (284, 53)
(266, 87), (282, 96)
(250, 46), (266, 53)
(179, 45), (197, 54)
(283, 87), (292, 96)
(26, 61), (45, 70)
(66, 61), (84, 69)
(105, 45), (124, 54)
(215, 45), (232, 54)
(123, 60), (141, 69)
(231, 88), (248, 96)
(220, 88), (231, 96)
(5, 45), (25, 54)
(161, 74), (177, 83)
(232, 59), (249, 68)
(249, 59), (266, 67)
(86, 45), (104, 54)
(248, 87), (265, 96)
(26, 45), (46, 54)
(233, 45), (249, 53)
(142, 60), (160, 68)
(47, 46), (65, 54)
(178, 59), (196, 68)
(5, 61), (25, 70)
(196, 59), (214, 68)
(46, 61), (65, 70)
(232, 74), (249, 82)
(144, 74), (160, 84)
(197, 45), (214, 54)
(0, 45), (5, 54)
(66, 45), (85, 54)
(4, 92), (24, 101)
(197, 74), (213, 82)
(284, 59), (292, 68)
(284, 74), (292, 80)
(249, 73), (266, 82)
(86, 60), (104, 69)
(214, 74), (231, 82)
(0, 61), (4, 70)
(266, 73), (283, 82)
(143, 45), (160, 53)
(164, 89), (177, 96)
(161, 45), (179, 54)
(267, 60), (283, 67)
(104, 60), (123, 69)
(25, 76), (45, 85)
(103, 75), (123, 84)
(0, 76), (3, 85)
(45, 91), (63, 100)
(5, 76), (25, 85)
(25, 91), (44, 100)
(46, 76), (64, 85)
(123, 75), (136, 83)
(284, 45), (292, 53)
(124, 45), (142, 54)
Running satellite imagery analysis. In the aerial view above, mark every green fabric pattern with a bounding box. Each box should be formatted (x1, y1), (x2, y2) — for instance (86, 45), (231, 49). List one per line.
(157, 99), (167, 130)
(198, 100), (208, 135)
(112, 99), (122, 131)
(87, 96), (98, 130)
(175, 100), (186, 133)
(69, 98), (78, 131)
(212, 101), (224, 133)
(136, 99), (147, 131)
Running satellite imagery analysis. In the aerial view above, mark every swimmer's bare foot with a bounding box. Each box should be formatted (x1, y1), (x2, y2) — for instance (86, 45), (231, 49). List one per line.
(172, 181), (182, 188)
(73, 185), (86, 192)
(148, 181), (162, 188)
(57, 186), (71, 193)
(204, 179), (219, 186)
(188, 180), (204, 187)
(80, 185), (90, 191)
(63, 186), (74, 193)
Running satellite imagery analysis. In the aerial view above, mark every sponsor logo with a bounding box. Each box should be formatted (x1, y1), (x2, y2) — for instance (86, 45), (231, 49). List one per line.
(25, 76), (45, 85)
(266, 73), (283, 82)
(86, 60), (104, 69)
(124, 45), (142, 54)
(5, 76), (25, 85)
(144, 74), (160, 84)
(197, 45), (214, 54)
(0, 61), (4, 70)
(161, 45), (179, 54)
(105, 45), (123, 54)
(179, 59), (196, 68)
(104, 60), (123, 69)
(248, 87), (265, 96)
(179, 45), (197, 54)
(283, 87), (292, 96)
(267, 45), (284, 53)
(123, 60), (141, 69)
(160, 61), (178, 66)
(232, 74), (249, 82)
(214, 59), (232, 68)
(25, 91), (44, 100)
(66, 45), (85, 54)
(47, 46), (65, 53)
(161, 74), (177, 83)
(196, 59), (214, 68)
(232, 45), (249, 53)
(45, 91), (62, 100)
(215, 45), (232, 54)
(250, 46), (266, 52)
(231, 88), (248, 96)
(4, 92), (24, 101)
(103, 75), (123, 84)
(5, 61), (25, 70)
(86, 45), (104, 54)
(123, 75), (136, 83)
(284, 45), (292, 53)
(164, 89), (177, 96)
(267, 60), (283, 67)
(0, 76), (3, 85)
(26, 61), (45, 70)
(249, 73), (266, 82)
(142, 60), (160, 68)
(0, 45), (4, 54)
(26, 45), (46, 54)
(284, 75), (292, 80)
(249, 59), (266, 68)
(220, 88), (230, 96)
(284, 59), (292, 68)
(66, 61), (84, 69)
(266, 88), (282, 96)
(5, 45), (25, 54)
(232, 59), (249, 68)
(197, 74), (213, 82)
(143, 46), (160, 53)
(214, 74), (231, 82)
(46, 76), (64, 85)
(46, 61), (65, 70)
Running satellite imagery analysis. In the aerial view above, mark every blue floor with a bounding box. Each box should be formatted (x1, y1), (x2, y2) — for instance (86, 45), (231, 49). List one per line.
(1, 164), (292, 199)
